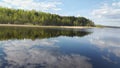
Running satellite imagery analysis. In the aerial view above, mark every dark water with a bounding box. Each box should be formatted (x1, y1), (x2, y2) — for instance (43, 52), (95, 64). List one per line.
(0, 27), (120, 68)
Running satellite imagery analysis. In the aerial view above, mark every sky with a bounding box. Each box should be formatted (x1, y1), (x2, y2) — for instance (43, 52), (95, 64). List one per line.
(0, 0), (120, 26)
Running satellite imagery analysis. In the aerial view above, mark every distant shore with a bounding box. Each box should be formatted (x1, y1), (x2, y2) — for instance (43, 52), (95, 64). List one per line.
(0, 24), (95, 29)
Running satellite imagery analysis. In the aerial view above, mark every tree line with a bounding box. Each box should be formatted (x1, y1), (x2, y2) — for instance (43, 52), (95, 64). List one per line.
(0, 7), (95, 26)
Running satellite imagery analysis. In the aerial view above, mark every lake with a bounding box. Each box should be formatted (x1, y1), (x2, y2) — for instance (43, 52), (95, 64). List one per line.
(0, 26), (120, 68)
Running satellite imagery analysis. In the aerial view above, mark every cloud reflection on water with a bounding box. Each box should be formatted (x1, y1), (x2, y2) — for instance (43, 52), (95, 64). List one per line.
(89, 28), (120, 63)
(0, 39), (92, 68)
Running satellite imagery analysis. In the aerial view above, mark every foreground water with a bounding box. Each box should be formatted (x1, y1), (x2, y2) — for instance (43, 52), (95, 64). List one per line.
(0, 27), (119, 68)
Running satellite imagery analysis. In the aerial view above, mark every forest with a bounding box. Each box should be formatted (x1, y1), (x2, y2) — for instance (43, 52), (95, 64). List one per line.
(0, 7), (95, 26)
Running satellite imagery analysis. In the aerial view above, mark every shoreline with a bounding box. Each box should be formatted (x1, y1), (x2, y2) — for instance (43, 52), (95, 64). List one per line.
(0, 24), (95, 29)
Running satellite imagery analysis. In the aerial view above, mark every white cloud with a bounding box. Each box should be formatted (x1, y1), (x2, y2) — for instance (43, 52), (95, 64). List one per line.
(0, 39), (92, 68)
(89, 28), (120, 58)
(88, 28), (120, 64)
(112, 2), (120, 7)
(0, 0), (62, 11)
(102, 56), (117, 64)
(2, 39), (59, 49)
(92, 2), (120, 19)
(91, 1), (120, 26)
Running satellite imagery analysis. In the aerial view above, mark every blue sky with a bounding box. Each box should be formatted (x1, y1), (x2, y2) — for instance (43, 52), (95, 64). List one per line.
(0, 0), (120, 26)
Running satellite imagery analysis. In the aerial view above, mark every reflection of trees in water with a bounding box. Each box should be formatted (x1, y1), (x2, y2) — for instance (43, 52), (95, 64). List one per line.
(0, 27), (91, 40)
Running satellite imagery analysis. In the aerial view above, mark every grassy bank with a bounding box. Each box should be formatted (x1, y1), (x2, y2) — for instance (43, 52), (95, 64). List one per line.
(0, 24), (95, 29)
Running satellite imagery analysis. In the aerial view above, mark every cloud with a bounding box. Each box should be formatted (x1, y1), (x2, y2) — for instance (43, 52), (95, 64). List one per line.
(89, 28), (120, 63)
(0, 39), (92, 68)
(91, 1), (120, 26)
(92, 2), (120, 19)
(0, 0), (62, 11)
(102, 56), (117, 64)
(2, 39), (59, 49)
(88, 28), (120, 64)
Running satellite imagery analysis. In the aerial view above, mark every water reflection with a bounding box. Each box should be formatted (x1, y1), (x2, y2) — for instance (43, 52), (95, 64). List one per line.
(0, 27), (120, 68)
(0, 27), (91, 40)
(0, 39), (92, 68)
(89, 28), (120, 64)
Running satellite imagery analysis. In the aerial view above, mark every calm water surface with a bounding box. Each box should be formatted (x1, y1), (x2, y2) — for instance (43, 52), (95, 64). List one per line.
(0, 27), (120, 68)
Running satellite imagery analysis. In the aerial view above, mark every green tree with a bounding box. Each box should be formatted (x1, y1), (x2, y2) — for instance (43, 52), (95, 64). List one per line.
(0, 7), (95, 26)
